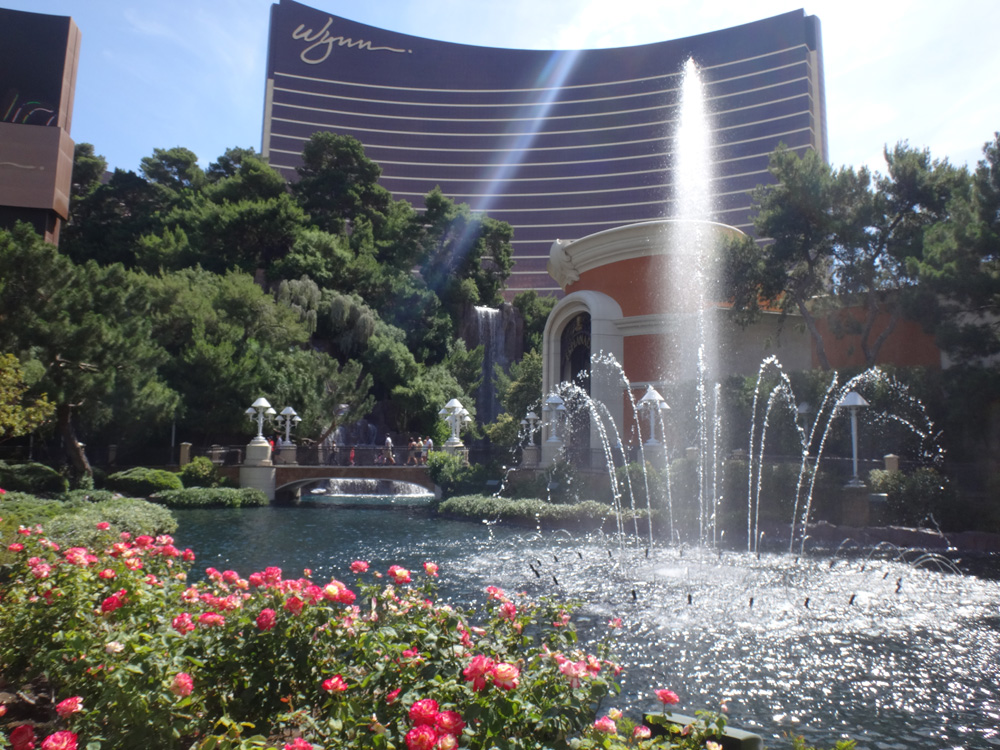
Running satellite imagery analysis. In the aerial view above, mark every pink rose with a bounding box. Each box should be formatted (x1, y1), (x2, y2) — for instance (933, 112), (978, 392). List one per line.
(498, 601), (517, 621)
(197, 612), (225, 627)
(100, 589), (127, 614)
(655, 688), (680, 705)
(350, 560), (369, 573)
(284, 596), (304, 615)
(10, 724), (36, 750)
(404, 725), (437, 750)
(435, 710), (465, 735)
(593, 716), (617, 734)
(41, 732), (77, 750)
(388, 565), (411, 584)
(408, 698), (439, 726)
(55, 696), (83, 718)
(559, 659), (588, 688)
(283, 740), (313, 750)
(170, 672), (194, 697)
(321, 675), (348, 693)
(423, 561), (439, 577)
(386, 688), (401, 703)
(172, 613), (196, 634)
(462, 654), (496, 691)
(256, 608), (277, 631)
(633, 726), (652, 739)
(491, 662), (520, 691)
(263, 566), (282, 584)
(95, 522), (110, 531)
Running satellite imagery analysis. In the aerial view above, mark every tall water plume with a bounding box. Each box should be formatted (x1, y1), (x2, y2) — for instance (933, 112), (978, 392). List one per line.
(662, 58), (720, 540)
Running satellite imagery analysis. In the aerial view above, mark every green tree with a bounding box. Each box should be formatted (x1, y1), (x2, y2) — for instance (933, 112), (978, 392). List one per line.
(486, 350), (543, 450)
(0, 353), (55, 441)
(293, 132), (392, 235)
(205, 146), (261, 182)
(140, 146), (206, 192)
(514, 291), (557, 353)
(63, 168), (170, 267)
(496, 349), (543, 424)
(418, 188), (514, 312)
(912, 133), (1000, 362)
(205, 151), (289, 204)
(163, 192), (308, 273)
(139, 267), (310, 439)
(70, 143), (107, 204)
(262, 349), (373, 441)
(0, 224), (178, 475)
(728, 144), (965, 369)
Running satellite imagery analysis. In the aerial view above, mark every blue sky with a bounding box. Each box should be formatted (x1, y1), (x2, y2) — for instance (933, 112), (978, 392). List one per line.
(5, 0), (1000, 176)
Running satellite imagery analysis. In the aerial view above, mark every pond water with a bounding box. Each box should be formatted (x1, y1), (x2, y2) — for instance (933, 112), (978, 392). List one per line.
(174, 506), (1000, 750)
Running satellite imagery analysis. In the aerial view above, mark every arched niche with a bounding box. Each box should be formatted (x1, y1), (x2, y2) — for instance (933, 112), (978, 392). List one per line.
(541, 291), (625, 452)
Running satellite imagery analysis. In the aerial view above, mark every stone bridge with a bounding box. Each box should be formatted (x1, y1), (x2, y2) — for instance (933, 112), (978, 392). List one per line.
(217, 464), (437, 499)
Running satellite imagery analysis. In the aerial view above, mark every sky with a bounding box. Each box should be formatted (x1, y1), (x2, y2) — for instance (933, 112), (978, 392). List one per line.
(4, 0), (1000, 177)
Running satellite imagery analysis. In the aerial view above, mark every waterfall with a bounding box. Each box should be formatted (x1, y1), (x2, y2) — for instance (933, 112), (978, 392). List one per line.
(473, 305), (507, 423)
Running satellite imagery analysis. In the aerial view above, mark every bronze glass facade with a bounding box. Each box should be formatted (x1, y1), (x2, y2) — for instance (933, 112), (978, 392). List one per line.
(262, 0), (826, 295)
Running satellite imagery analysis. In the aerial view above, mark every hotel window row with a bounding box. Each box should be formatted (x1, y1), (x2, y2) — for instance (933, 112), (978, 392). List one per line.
(263, 0), (826, 296)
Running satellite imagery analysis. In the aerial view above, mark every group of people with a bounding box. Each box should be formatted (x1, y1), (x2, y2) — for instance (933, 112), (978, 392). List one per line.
(377, 434), (433, 466)
(405, 435), (433, 465)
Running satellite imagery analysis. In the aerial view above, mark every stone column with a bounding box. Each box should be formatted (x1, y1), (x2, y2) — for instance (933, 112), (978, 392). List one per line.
(277, 444), (297, 465)
(179, 442), (192, 466)
(240, 437), (275, 501)
(840, 484), (870, 528)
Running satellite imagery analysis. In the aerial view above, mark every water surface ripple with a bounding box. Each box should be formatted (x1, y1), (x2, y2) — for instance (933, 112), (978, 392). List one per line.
(175, 507), (1000, 749)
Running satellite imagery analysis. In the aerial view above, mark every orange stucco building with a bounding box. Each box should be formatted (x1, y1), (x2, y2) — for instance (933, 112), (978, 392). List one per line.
(539, 220), (941, 460)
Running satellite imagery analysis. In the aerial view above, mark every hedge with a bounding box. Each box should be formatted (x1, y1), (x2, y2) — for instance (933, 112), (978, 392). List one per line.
(105, 467), (183, 497)
(149, 486), (269, 509)
(0, 460), (68, 494)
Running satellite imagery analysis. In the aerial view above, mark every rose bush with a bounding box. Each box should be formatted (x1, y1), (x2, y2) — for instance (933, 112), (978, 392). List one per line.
(0, 514), (725, 750)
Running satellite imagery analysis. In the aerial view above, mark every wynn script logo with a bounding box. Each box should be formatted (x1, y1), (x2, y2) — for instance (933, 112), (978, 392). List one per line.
(292, 17), (408, 63)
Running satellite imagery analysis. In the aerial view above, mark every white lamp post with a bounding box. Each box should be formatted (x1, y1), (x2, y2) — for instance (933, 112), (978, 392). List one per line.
(520, 410), (541, 468)
(274, 406), (301, 446)
(637, 385), (668, 446)
(241, 397), (278, 498)
(544, 393), (564, 443)
(246, 397), (275, 443)
(836, 391), (869, 486)
(440, 398), (468, 447)
(524, 410), (539, 446)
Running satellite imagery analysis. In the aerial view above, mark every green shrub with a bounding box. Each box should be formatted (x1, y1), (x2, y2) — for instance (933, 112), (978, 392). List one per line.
(43, 498), (178, 548)
(0, 526), (653, 750)
(106, 466), (183, 497)
(178, 456), (222, 488)
(438, 493), (620, 529)
(426, 451), (487, 498)
(0, 495), (176, 563)
(869, 467), (957, 528)
(61, 489), (128, 504)
(0, 495), (86, 535)
(0, 460), (68, 494)
(149, 486), (268, 509)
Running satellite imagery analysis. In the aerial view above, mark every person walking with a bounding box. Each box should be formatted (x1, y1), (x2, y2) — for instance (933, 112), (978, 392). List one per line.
(384, 433), (396, 465)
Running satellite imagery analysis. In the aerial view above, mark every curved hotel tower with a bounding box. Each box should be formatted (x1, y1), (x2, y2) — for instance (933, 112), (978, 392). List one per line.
(262, 0), (826, 296)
